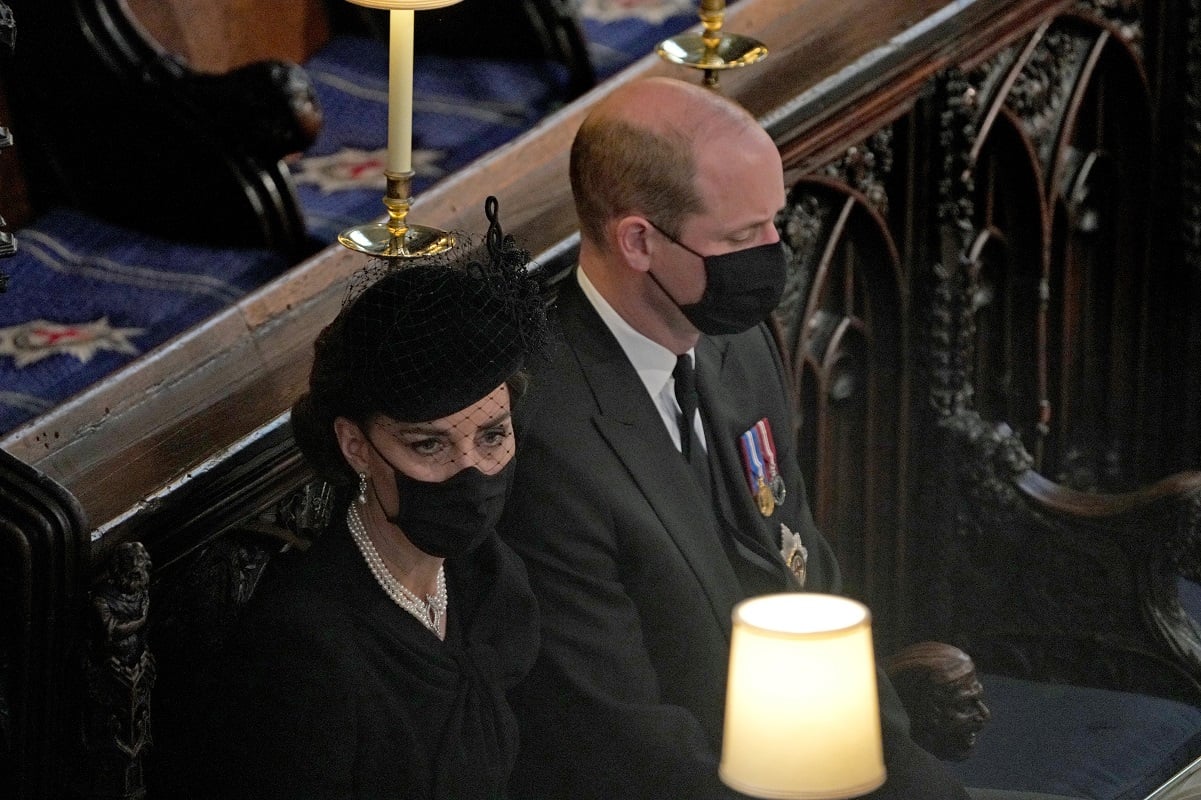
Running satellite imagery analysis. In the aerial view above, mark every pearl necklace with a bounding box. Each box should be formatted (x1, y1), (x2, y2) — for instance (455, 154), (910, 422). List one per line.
(346, 503), (447, 639)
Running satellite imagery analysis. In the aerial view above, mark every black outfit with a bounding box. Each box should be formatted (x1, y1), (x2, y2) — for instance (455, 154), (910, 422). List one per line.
(190, 513), (539, 800)
(498, 276), (969, 799)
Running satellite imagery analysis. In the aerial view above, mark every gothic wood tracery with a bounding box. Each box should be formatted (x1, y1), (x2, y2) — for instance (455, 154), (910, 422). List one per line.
(775, 172), (907, 636)
(946, 14), (1158, 491)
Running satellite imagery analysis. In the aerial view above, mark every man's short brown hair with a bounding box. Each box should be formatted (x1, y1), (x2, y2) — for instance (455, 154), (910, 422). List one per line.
(569, 116), (703, 250)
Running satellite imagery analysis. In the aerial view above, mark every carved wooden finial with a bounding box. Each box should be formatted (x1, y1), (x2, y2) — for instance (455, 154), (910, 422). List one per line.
(885, 641), (991, 761)
(84, 541), (155, 800)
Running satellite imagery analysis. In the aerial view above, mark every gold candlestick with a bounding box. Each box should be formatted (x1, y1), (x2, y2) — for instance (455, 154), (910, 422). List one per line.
(656, 0), (767, 88)
(338, 171), (455, 258)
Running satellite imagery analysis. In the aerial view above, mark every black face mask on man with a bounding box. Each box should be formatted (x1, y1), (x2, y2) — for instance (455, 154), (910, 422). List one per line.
(645, 221), (787, 336)
(369, 440), (515, 559)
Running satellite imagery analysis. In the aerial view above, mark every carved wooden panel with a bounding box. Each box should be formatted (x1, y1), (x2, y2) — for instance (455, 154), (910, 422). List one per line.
(960, 14), (1160, 490)
(83, 542), (154, 800)
(770, 1), (1201, 669)
(913, 409), (1201, 703)
(774, 167), (907, 637)
(903, 1), (1201, 700)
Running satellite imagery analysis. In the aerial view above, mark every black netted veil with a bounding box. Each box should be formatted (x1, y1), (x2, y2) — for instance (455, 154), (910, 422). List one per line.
(333, 196), (549, 424)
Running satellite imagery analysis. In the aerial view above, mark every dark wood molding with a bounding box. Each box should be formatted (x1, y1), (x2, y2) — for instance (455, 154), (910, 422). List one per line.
(0, 448), (87, 800)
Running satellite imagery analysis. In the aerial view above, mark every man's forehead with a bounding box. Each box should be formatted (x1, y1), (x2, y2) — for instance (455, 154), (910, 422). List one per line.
(689, 171), (785, 230)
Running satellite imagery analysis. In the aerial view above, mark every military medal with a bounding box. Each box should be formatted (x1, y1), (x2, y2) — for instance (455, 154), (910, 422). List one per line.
(780, 524), (808, 588)
(739, 421), (776, 517)
(755, 419), (787, 507)
(755, 481), (775, 516)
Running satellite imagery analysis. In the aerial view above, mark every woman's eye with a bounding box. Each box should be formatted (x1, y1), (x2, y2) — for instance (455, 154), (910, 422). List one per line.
(480, 426), (511, 447)
(409, 438), (445, 455)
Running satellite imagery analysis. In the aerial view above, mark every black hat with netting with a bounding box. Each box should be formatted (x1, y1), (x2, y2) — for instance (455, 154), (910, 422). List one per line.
(333, 196), (548, 424)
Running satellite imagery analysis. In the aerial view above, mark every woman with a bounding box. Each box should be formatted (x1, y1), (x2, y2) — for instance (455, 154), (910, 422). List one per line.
(191, 198), (548, 799)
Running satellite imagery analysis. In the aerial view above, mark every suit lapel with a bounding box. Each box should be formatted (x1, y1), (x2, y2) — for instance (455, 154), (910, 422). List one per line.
(556, 280), (745, 630)
(695, 337), (792, 584)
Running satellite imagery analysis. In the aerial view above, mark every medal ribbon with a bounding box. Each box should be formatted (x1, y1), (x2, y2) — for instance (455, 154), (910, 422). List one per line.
(739, 427), (768, 496)
(754, 419), (780, 486)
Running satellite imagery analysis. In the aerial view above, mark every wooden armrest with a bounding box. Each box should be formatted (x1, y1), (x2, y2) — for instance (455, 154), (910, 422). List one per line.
(912, 409), (1201, 705)
(1018, 467), (1201, 522)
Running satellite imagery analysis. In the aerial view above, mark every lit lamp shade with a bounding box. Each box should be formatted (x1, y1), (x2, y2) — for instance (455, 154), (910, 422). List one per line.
(720, 593), (886, 799)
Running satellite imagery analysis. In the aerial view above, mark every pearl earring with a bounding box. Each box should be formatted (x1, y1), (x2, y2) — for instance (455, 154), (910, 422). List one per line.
(358, 472), (368, 505)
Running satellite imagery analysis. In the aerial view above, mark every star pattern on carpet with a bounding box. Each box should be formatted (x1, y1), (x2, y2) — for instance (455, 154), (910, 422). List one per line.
(292, 147), (445, 194)
(0, 318), (145, 367)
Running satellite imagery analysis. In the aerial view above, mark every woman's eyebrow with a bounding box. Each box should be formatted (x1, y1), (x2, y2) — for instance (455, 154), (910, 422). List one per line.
(389, 409), (512, 437)
(389, 422), (451, 437)
(480, 410), (513, 428)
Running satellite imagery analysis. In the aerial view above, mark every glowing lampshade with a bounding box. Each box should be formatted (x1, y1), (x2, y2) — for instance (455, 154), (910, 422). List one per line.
(720, 593), (886, 799)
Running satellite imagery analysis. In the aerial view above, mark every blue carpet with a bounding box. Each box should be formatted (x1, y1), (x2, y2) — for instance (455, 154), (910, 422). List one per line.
(0, 208), (290, 432)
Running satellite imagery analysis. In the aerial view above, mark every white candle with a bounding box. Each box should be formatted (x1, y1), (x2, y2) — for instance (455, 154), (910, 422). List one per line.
(388, 8), (415, 175)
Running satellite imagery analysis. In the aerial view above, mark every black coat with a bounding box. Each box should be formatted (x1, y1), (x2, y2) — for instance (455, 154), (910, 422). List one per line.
(190, 517), (540, 800)
(499, 275), (968, 800)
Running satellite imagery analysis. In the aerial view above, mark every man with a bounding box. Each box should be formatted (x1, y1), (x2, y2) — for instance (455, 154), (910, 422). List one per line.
(499, 76), (970, 799)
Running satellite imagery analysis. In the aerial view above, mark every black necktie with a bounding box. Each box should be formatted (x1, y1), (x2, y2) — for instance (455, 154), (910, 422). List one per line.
(673, 354), (699, 461)
(672, 354), (711, 498)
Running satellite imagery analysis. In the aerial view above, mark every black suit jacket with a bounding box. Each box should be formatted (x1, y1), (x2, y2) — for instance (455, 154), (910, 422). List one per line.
(501, 275), (967, 800)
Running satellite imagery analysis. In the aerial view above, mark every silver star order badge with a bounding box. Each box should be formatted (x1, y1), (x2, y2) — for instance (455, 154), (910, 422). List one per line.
(780, 524), (808, 588)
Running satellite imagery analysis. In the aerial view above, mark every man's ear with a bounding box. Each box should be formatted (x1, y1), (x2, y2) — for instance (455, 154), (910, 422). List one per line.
(614, 215), (655, 274)
(334, 417), (370, 474)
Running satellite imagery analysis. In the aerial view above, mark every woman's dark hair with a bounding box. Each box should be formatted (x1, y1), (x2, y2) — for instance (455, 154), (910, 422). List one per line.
(290, 315), (363, 487)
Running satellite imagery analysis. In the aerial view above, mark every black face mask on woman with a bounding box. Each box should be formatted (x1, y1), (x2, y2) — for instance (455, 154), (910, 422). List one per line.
(370, 441), (516, 558)
(646, 222), (788, 336)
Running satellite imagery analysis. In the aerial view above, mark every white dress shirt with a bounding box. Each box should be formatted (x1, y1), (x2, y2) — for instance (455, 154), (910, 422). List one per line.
(577, 268), (707, 453)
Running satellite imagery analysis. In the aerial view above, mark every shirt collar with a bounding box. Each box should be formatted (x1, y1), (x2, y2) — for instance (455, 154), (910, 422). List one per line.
(577, 268), (687, 398)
